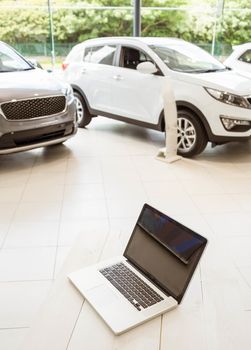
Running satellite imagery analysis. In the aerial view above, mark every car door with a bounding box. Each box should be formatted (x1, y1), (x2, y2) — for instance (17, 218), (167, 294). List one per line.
(110, 45), (166, 125)
(68, 43), (117, 114)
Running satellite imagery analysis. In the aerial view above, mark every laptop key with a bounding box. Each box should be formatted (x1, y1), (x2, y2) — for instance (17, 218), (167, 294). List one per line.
(99, 262), (164, 311)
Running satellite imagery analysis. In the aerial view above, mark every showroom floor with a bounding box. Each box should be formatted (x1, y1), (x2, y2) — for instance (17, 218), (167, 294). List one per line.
(0, 117), (251, 349)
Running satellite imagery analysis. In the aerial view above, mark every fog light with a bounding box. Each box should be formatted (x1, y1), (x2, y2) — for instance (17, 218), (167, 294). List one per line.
(221, 116), (250, 130)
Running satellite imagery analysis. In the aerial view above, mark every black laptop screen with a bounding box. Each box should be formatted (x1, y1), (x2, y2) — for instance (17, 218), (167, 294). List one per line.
(124, 204), (207, 303)
(137, 206), (203, 263)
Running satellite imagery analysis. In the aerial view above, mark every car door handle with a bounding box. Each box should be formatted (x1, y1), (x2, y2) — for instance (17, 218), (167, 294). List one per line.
(113, 75), (123, 81)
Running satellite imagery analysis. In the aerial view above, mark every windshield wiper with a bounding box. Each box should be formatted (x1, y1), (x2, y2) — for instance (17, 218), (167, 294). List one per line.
(173, 68), (224, 74)
(194, 68), (227, 73)
(0, 68), (28, 73)
(0, 70), (16, 73)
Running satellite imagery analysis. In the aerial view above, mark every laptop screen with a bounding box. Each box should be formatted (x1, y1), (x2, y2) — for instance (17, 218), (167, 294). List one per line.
(124, 204), (207, 303)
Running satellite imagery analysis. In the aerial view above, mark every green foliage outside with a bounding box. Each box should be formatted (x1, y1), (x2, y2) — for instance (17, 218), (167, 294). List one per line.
(0, 0), (250, 58)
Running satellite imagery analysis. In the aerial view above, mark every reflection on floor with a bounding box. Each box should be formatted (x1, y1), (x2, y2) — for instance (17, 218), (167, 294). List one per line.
(0, 117), (251, 349)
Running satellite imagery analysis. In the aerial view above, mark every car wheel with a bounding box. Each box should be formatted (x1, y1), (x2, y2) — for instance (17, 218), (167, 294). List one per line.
(74, 91), (92, 128)
(177, 110), (208, 157)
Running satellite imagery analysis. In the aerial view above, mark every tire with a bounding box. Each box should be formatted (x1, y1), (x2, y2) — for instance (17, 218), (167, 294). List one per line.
(177, 109), (208, 157)
(74, 91), (92, 128)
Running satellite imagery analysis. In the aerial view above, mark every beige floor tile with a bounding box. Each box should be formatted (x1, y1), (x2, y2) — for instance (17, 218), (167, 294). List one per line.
(13, 202), (62, 222)
(203, 212), (251, 236)
(54, 246), (72, 277)
(107, 198), (147, 218)
(0, 247), (56, 281)
(3, 222), (59, 248)
(191, 194), (241, 213)
(61, 199), (108, 220)
(0, 203), (17, 224)
(21, 184), (65, 202)
(0, 281), (52, 327)
(0, 118), (251, 349)
(104, 180), (146, 200)
(0, 328), (29, 350)
(231, 194), (251, 211)
(58, 219), (109, 246)
(63, 183), (105, 201)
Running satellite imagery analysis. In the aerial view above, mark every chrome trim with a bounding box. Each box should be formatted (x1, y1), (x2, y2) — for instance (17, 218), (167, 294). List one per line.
(0, 94), (67, 121)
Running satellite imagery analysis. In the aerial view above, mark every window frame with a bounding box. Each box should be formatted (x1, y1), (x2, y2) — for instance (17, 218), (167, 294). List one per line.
(115, 44), (164, 76)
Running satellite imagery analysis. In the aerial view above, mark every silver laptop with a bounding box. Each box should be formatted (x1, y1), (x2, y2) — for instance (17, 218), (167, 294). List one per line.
(68, 204), (207, 335)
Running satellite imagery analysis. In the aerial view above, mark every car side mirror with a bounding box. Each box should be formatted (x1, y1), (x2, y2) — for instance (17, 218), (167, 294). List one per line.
(136, 61), (158, 74)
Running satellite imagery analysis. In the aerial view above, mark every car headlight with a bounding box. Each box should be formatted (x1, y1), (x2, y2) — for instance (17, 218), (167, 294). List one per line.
(205, 87), (250, 109)
(62, 84), (74, 104)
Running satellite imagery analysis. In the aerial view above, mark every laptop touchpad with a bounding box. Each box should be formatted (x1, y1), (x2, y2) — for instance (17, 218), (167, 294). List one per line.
(89, 284), (120, 307)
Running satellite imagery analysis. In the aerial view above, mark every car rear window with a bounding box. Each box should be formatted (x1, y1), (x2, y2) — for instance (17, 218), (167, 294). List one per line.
(83, 45), (116, 66)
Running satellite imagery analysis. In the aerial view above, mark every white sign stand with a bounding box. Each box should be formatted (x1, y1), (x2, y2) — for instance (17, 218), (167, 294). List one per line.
(156, 78), (182, 163)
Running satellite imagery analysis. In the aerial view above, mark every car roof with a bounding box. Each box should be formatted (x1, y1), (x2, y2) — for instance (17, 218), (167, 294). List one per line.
(233, 43), (251, 51)
(224, 43), (251, 63)
(73, 36), (186, 49)
(0, 41), (9, 47)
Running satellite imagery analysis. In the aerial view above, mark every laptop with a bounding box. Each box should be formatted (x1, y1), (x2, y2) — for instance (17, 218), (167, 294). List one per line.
(68, 204), (207, 335)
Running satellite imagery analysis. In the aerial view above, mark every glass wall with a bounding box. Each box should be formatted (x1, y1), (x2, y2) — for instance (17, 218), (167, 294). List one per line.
(0, 0), (250, 66)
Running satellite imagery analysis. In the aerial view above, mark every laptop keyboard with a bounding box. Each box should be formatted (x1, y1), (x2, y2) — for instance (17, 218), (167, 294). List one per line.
(99, 262), (164, 311)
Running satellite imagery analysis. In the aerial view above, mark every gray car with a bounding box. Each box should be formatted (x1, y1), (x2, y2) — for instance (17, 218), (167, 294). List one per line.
(0, 41), (77, 154)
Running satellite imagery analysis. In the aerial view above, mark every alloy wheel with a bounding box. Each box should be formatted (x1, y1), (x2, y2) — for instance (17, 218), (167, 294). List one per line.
(177, 117), (196, 153)
(75, 95), (84, 124)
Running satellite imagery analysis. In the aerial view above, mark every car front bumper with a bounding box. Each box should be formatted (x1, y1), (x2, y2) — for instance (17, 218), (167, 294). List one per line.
(0, 100), (77, 154)
(0, 121), (77, 154)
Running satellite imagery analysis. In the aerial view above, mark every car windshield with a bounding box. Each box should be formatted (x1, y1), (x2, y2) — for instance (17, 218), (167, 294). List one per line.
(0, 42), (33, 73)
(150, 42), (226, 73)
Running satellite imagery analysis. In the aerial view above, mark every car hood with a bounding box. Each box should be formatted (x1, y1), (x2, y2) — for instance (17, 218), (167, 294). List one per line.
(0, 68), (65, 103)
(227, 68), (251, 79)
(174, 70), (251, 96)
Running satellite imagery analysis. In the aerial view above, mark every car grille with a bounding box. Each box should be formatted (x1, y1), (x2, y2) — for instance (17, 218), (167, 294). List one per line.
(0, 96), (66, 121)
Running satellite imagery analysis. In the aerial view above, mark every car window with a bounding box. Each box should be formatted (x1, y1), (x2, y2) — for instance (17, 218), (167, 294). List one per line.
(120, 47), (153, 70)
(0, 42), (32, 72)
(150, 43), (226, 73)
(239, 50), (251, 64)
(66, 46), (83, 63)
(83, 45), (116, 65)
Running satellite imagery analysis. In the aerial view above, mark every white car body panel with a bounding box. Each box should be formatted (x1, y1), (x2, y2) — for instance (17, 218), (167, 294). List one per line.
(109, 66), (164, 123)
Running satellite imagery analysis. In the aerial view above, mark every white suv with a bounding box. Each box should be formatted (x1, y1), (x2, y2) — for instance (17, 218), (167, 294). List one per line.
(63, 37), (251, 157)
